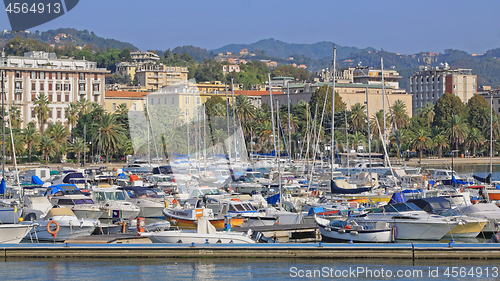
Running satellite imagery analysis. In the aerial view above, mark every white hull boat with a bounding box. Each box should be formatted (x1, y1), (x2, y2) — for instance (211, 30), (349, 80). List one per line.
(315, 217), (394, 243)
(0, 224), (32, 243)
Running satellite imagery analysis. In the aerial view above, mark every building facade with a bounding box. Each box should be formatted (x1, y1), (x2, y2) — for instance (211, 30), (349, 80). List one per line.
(135, 64), (188, 91)
(0, 51), (108, 129)
(408, 65), (477, 115)
(104, 90), (147, 113)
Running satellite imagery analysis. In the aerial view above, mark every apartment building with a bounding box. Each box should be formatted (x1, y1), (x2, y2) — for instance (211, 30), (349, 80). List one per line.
(135, 64), (188, 91)
(408, 64), (477, 115)
(0, 51), (109, 129)
(105, 90), (147, 113)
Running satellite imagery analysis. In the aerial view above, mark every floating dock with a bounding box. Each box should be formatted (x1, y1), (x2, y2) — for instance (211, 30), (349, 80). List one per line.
(2, 243), (500, 259)
(233, 223), (320, 243)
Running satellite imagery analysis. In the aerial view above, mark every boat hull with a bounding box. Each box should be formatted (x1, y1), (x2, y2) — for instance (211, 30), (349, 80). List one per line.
(142, 230), (255, 244)
(164, 213), (244, 229)
(318, 225), (393, 243)
(0, 224), (32, 244)
(445, 220), (487, 238)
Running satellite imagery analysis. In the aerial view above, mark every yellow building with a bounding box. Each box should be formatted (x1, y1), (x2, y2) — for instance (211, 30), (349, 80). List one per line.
(104, 91), (147, 113)
(135, 64), (188, 91)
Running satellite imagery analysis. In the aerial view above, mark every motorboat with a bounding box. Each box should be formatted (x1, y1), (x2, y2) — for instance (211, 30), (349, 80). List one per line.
(0, 200), (22, 224)
(350, 195), (459, 240)
(92, 188), (141, 220)
(315, 216), (394, 243)
(152, 174), (178, 194)
(163, 206), (244, 229)
(140, 216), (255, 244)
(0, 224), (33, 243)
(119, 186), (165, 218)
(24, 207), (98, 242)
(123, 160), (157, 174)
(51, 194), (103, 220)
(224, 176), (264, 194)
(456, 203), (500, 233)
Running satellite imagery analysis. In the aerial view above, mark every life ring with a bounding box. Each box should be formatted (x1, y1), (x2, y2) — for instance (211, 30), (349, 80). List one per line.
(460, 187), (465, 193)
(47, 220), (60, 238)
(287, 179), (292, 184)
(231, 198), (241, 201)
(311, 190), (318, 197)
(209, 172), (214, 177)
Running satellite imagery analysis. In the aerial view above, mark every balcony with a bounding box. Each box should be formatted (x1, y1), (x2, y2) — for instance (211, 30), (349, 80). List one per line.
(14, 77), (23, 81)
(79, 90), (87, 95)
(13, 99), (23, 105)
(78, 79), (86, 84)
(93, 91), (101, 96)
(92, 79), (101, 84)
(15, 88), (23, 93)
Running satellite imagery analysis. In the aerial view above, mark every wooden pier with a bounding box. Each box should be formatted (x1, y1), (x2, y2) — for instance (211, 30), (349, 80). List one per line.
(233, 223), (320, 243)
(2, 243), (500, 259)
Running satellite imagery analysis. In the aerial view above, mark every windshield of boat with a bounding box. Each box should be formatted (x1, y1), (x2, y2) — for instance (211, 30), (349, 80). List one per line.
(154, 176), (174, 183)
(234, 177), (254, 183)
(74, 199), (95, 204)
(384, 203), (422, 212)
(191, 188), (221, 197)
(126, 189), (160, 199)
(247, 173), (264, 179)
(103, 191), (126, 201)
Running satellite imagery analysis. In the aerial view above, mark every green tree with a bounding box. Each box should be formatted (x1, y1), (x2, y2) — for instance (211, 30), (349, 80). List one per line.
(350, 103), (367, 132)
(433, 93), (468, 128)
(466, 127), (485, 156)
(390, 100), (410, 129)
(23, 124), (41, 162)
(38, 135), (56, 164)
(94, 113), (127, 163)
(68, 137), (88, 165)
(444, 114), (470, 156)
(9, 106), (22, 129)
(33, 93), (50, 134)
(411, 128), (433, 160)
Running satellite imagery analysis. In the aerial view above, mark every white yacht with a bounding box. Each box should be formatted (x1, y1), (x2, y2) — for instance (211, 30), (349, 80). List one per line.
(92, 188), (141, 220)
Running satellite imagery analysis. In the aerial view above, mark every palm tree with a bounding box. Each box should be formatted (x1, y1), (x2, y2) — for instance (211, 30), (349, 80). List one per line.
(466, 128), (485, 157)
(350, 103), (366, 132)
(370, 110), (387, 138)
(23, 124), (41, 162)
(66, 103), (79, 130)
(475, 107), (490, 134)
(46, 123), (69, 152)
(444, 115), (469, 156)
(4, 131), (25, 159)
(94, 113), (126, 163)
(76, 98), (91, 117)
(115, 103), (129, 115)
(390, 100), (410, 129)
(68, 137), (88, 165)
(418, 102), (435, 127)
(349, 131), (366, 151)
(432, 133), (449, 158)
(412, 129), (433, 160)
(38, 135), (56, 164)
(235, 95), (256, 124)
(9, 106), (22, 129)
(33, 93), (50, 134)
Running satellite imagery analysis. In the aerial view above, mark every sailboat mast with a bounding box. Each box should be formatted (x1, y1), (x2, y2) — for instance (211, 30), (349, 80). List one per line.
(381, 58), (386, 166)
(331, 46), (336, 178)
(2, 70), (5, 181)
(287, 83), (292, 161)
(225, 86), (231, 163)
(277, 98), (282, 209)
(366, 86), (373, 189)
(491, 93), (493, 178)
(268, 74), (277, 162)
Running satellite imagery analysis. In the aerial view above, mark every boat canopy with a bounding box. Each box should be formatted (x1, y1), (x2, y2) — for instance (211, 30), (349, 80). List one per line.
(407, 197), (452, 214)
(330, 180), (370, 194)
(44, 207), (75, 219)
(46, 184), (83, 196)
(31, 175), (44, 185)
(388, 192), (407, 204)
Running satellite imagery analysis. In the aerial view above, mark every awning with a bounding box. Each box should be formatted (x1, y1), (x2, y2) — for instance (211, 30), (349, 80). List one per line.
(75, 62), (85, 67)
(23, 59), (34, 65)
(62, 61), (72, 66)
(9, 59), (20, 64)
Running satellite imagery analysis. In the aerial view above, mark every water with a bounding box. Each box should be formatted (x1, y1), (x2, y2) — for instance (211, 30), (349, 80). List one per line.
(421, 164), (500, 181)
(1, 258), (498, 280)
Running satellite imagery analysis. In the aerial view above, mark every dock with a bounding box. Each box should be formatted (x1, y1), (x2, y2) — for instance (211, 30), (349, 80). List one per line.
(3, 243), (500, 259)
(64, 233), (152, 244)
(233, 223), (320, 243)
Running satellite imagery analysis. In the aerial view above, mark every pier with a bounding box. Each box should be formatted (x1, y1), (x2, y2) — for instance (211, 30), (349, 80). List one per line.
(2, 243), (500, 260)
(233, 223), (320, 243)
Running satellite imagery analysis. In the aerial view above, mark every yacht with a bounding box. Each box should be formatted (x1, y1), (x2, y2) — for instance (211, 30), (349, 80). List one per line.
(119, 186), (165, 218)
(92, 187), (141, 220)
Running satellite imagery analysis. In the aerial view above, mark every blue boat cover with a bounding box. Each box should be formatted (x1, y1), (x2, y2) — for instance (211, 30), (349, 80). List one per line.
(402, 189), (423, 194)
(308, 207), (326, 215)
(118, 173), (126, 179)
(46, 184), (81, 195)
(0, 178), (4, 194)
(31, 175), (44, 185)
(330, 180), (370, 194)
(389, 192), (407, 204)
(266, 193), (280, 204)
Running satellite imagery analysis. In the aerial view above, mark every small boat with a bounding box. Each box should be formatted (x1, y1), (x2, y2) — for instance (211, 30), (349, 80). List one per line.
(0, 224), (33, 243)
(315, 216), (394, 243)
(25, 207), (99, 242)
(163, 207), (244, 229)
(119, 186), (165, 218)
(140, 216), (255, 244)
(92, 187), (141, 220)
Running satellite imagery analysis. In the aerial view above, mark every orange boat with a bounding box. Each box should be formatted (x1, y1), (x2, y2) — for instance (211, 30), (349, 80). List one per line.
(163, 207), (244, 229)
(486, 189), (500, 201)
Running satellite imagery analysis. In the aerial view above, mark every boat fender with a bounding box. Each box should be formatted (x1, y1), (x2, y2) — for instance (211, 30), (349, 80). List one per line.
(325, 227), (331, 232)
(338, 229), (346, 234)
(47, 220), (60, 239)
(177, 239), (183, 243)
(350, 231), (358, 235)
(217, 239), (222, 243)
(391, 226), (398, 241)
(345, 225), (352, 229)
(137, 217), (146, 234)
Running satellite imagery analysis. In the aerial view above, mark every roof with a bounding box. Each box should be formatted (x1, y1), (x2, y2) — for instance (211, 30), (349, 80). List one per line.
(313, 82), (386, 89)
(234, 90), (283, 96)
(44, 207), (75, 219)
(105, 91), (148, 98)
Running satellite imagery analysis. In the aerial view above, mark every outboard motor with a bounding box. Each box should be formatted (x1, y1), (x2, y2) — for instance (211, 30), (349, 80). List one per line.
(23, 212), (37, 222)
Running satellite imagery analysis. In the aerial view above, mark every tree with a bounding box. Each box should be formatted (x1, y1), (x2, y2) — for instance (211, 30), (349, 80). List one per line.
(9, 106), (22, 129)
(370, 110), (388, 138)
(235, 95), (256, 124)
(68, 137), (88, 165)
(466, 128), (485, 156)
(94, 113), (127, 163)
(47, 123), (69, 151)
(205, 95), (227, 117)
(444, 114), (470, 156)
(467, 94), (490, 131)
(390, 100), (410, 129)
(33, 93), (50, 134)
(417, 102), (435, 128)
(432, 133), (449, 158)
(350, 103), (367, 132)
(433, 93), (468, 128)
(76, 98), (91, 117)
(38, 135), (56, 164)
(66, 103), (79, 130)
(411, 128), (432, 160)
(23, 124), (41, 162)
(115, 103), (129, 115)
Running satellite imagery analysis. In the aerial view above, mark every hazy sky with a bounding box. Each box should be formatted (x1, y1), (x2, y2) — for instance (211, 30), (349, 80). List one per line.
(1, 0), (499, 54)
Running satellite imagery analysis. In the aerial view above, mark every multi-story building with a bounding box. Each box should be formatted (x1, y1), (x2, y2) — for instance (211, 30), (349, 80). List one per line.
(408, 64), (477, 115)
(222, 65), (240, 75)
(135, 64), (188, 91)
(104, 90), (147, 113)
(0, 51), (108, 129)
(130, 51), (160, 64)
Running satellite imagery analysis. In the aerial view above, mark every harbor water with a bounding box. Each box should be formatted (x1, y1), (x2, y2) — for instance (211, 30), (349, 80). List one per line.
(1, 257), (498, 280)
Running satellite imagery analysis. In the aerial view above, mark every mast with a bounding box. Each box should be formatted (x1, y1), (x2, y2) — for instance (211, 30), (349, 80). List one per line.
(490, 93), (493, 179)
(366, 86), (373, 189)
(381, 58), (386, 166)
(287, 83), (292, 162)
(225, 86), (231, 163)
(147, 97), (151, 163)
(231, 78), (238, 161)
(1, 70), (4, 182)
(83, 124), (86, 167)
(331, 45), (336, 178)
(276, 98), (282, 209)
(345, 104), (350, 177)
(268, 74), (277, 163)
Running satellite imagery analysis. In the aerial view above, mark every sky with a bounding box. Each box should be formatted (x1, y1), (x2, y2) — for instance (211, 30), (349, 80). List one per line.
(1, 0), (500, 55)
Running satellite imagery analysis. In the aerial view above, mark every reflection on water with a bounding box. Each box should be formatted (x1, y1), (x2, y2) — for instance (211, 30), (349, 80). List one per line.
(1, 258), (498, 280)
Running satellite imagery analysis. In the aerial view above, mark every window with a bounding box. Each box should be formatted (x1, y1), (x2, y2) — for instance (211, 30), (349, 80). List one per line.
(94, 74), (98, 80)
(473, 77), (476, 83)
(48, 93), (53, 101)
(31, 82), (36, 91)
(65, 93), (69, 102)
(164, 98), (167, 104)
(65, 73), (69, 79)
(15, 81), (22, 89)
(31, 71), (36, 79)
(48, 72), (52, 79)
(57, 94), (61, 102)
(57, 72), (62, 80)
(40, 72), (44, 79)
(454, 77), (457, 83)
(79, 73), (85, 80)
(40, 83), (44, 91)
(112, 103), (117, 111)
(15, 93), (22, 101)
(94, 95), (98, 102)
(57, 109), (61, 118)
(31, 93), (35, 101)
(56, 84), (61, 91)
(132, 103), (136, 111)
(49, 83), (53, 91)
(15, 71), (21, 78)
(31, 108), (35, 118)
(64, 84), (70, 91)
(93, 84), (99, 92)
(79, 84), (85, 91)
